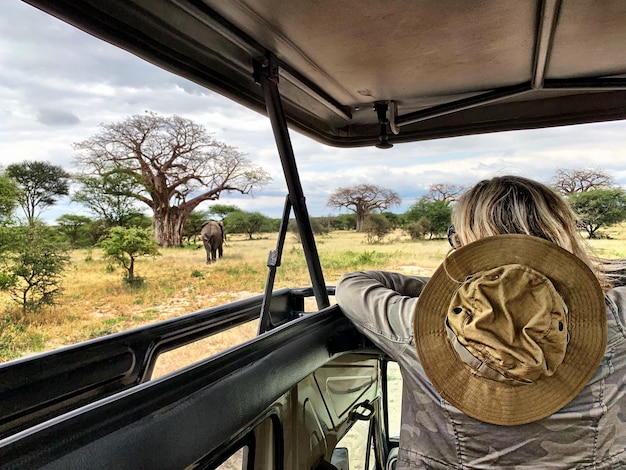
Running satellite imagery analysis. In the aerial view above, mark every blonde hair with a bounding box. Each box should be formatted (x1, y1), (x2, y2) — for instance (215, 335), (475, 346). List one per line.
(451, 175), (613, 289)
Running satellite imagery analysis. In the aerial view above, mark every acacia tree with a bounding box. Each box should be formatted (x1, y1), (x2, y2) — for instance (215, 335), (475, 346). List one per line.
(72, 172), (144, 228)
(6, 161), (70, 225)
(208, 204), (240, 220)
(73, 112), (271, 247)
(56, 214), (92, 247)
(99, 226), (160, 285)
(327, 184), (401, 232)
(552, 168), (614, 195)
(569, 188), (626, 238)
(224, 210), (273, 239)
(405, 198), (452, 239)
(0, 174), (19, 223)
(0, 226), (70, 314)
(183, 210), (210, 244)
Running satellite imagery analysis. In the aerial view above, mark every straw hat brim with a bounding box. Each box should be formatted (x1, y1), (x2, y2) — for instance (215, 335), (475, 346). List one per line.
(414, 234), (607, 426)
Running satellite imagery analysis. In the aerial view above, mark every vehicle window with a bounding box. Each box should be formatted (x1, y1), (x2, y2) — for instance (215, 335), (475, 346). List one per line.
(387, 362), (403, 439)
(334, 419), (376, 470)
(334, 363), (401, 469)
(150, 320), (258, 379)
(215, 447), (247, 470)
(206, 415), (276, 470)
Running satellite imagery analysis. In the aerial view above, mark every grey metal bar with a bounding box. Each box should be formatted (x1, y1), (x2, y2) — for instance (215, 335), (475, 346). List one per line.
(532, 0), (561, 89)
(396, 84), (532, 127)
(254, 54), (330, 310)
(258, 195), (293, 334)
(543, 78), (626, 91)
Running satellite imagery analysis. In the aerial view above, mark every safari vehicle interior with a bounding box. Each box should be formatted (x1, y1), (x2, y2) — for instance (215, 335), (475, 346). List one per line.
(2, 1), (626, 469)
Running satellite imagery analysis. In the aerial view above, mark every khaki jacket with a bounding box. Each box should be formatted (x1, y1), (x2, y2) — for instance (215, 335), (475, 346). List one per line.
(336, 271), (626, 469)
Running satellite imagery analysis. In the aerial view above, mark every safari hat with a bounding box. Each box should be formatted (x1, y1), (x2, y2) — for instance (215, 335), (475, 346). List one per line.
(414, 234), (607, 426)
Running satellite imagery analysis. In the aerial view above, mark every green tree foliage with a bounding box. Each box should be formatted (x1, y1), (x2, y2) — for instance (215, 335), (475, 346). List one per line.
(56, 214), (93, 248)
(0, 226), (70, 314)
(224, 211), (273, 239)
(404, 198), (452, 239)
(327, 184), (401, 232)
(381, 211), (401, 229)
(74, 112), (271, 247)
(208, 204), (240, 220)
(311, 217), (333, 233)
(6, 161), (70, 225)
(405, 218), (431, 240)
(334, 214), (357, 230)
(99, 227), (160, 285)
(569, 188), (626, 238)
(72, 172), (145, 227)
(288, 217), (330, 241)
(0, 174), (19, 222)
(183, 210), (210, 244)
(125, 213), (153, 230)
(84, 219), (110, 246)
(362, 213), (392, 244)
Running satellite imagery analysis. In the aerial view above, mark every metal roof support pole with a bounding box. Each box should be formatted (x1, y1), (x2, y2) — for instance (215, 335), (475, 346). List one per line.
(254, 54), (330, 310)
(258, 195), (292, 334)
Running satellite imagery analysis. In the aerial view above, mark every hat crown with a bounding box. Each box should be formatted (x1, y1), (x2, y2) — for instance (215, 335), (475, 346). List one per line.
(447, 264), (569, 383)
(415, 234), (607, 425)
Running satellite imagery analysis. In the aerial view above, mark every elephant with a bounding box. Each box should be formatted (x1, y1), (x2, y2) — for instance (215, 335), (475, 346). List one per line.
(201, 220), (225, 264)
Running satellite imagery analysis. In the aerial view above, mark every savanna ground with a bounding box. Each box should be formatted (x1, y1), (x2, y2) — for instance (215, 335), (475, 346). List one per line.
(2, 225), (626, 366)
(0, 229), (448, 364)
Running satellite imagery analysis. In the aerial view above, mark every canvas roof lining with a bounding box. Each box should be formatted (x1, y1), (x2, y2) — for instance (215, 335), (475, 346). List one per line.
(23, 0), (626, 147)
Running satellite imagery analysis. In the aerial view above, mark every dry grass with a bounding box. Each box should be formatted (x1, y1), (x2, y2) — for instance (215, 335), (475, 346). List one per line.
(0, 230), (449, 363)
(1, 226), (625, 364)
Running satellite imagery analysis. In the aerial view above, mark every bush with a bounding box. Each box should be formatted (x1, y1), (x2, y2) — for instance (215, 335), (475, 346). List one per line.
(404, 199), (451, 239)
(405, 218), (431, 240)
(289, 218), (330, 241)
(362, 214), (392, 244)
(99, 227), (160, 284)
(0, 226), (70, 314)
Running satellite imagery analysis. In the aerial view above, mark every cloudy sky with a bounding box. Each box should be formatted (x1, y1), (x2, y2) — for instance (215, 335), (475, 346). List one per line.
(3, 1), (626, 223)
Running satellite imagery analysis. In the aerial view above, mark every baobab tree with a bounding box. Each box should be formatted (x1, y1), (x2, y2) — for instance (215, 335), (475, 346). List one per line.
(73, 112), (271, 247)
(327, 184), (401, 232)
(424, 183), (464, 202)
(552, 168), (614, 195)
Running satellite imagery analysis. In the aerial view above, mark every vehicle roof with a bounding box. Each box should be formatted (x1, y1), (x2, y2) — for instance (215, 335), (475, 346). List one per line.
(24, 0), (626, 148)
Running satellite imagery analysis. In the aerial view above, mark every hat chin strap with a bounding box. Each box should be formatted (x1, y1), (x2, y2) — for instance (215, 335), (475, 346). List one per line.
(445, 319), (533, 385)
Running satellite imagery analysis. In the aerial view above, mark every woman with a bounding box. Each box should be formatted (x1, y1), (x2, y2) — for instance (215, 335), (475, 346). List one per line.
(336, 175), (626, 469)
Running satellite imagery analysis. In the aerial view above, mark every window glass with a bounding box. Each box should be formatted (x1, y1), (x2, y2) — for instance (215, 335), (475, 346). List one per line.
(387, 362), (402, 439)
(215, 447), (246, 470)
(205, 415), (275, 469)
(335, 419), (376, 470)
(150, 320), (258, 379)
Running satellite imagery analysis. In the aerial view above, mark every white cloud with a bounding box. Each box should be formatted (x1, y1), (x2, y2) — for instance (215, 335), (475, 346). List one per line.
(3, 1), (626, 223)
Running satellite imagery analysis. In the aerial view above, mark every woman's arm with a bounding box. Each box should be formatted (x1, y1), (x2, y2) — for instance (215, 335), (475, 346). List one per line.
(335, 271), (428, 356)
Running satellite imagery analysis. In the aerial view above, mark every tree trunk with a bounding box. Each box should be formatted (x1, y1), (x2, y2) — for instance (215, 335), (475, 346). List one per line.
(152, 205), (190, 247)
(355, 207), (367, 232)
